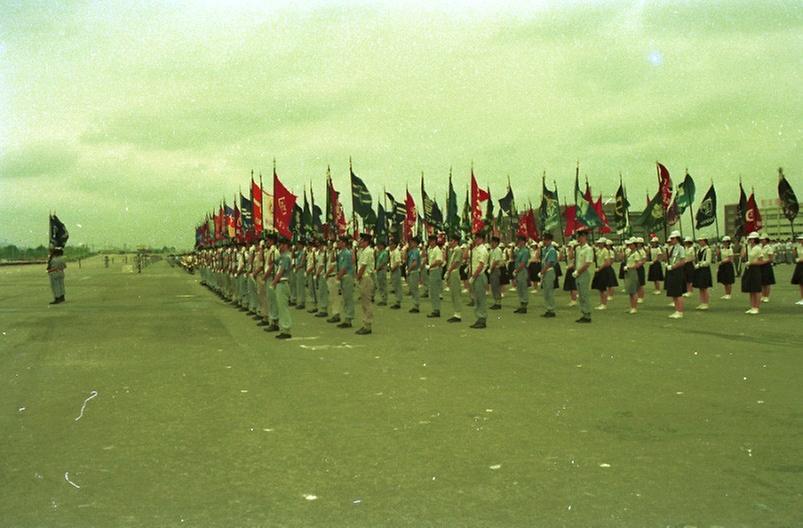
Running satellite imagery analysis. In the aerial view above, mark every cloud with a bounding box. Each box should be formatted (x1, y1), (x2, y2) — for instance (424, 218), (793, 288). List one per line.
(0, 143), (79, 179)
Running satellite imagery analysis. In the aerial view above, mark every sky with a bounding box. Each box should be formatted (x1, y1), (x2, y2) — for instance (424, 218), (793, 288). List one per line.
(1, 0), (801, 249)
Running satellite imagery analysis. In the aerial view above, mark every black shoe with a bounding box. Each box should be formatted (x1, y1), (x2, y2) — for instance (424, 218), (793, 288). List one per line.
(337, 321), (353, 329)
(447, 316), (462, 323)
(542, 311), (556, 318)
(575, 317), (591, 323)
(314, 312), (328, 318)
(49, 298), (60, 305)
(409, 307), (420, 314)
(427, 311), (440, 318)
(377, 302), (387, 306)
(307, 308), (318, 314)
(251, 314), (261, 320)
(390, 304), (401, 310)
(295, 305), (305, 310)
(238, 307), (248, 312)
(326, 315), (341, 323)
(264, 324), (280, 333)
(257, 320), (270, 327)
(276, 333), (292, 339)
(467, 301), (475, 307)
(288, 301), (296, 306)
(355, 327), (372, 335)
(490, 304), (502, 310)
(513, 307), (526, 314)
(469, 320), (486, 329)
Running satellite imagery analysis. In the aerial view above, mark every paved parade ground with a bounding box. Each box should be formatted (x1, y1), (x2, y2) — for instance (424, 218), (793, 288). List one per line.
(1, 255), (801, 527)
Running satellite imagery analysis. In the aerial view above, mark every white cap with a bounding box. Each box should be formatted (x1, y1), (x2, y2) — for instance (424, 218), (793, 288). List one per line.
(697, 235), (708, 241)
(721, 236), (731, 242)
(650, 236), (659, 243)
(625, 237), (635, 244)
(635, 237), (644, 244)
(568, 240), (578, 246)
(760, 233), (770, 240)
(747, 231), (760, 240)
(797, 234), (803, 240)
(597, 237), (607, 244)
(669, 230), (681, 239)
(683, 236), (693, 243)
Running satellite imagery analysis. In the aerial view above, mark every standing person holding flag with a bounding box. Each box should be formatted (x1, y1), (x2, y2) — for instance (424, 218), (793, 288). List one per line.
(777, 168), (801, 304)
(48, 214), (69, 305)
(741, 231), (766, 314)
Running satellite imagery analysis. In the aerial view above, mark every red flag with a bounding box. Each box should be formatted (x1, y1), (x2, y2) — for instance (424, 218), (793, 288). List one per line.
(563, 205), (579, 237)
(744, 192), (763, 233)
(251, 177), (263, 234)
(657, 162), (673, 211)
(523, 209), (538, 240)
(404, 191), (417, 241)
(593, 195), (612, 234)
(470, 171), (489, 234)
(273, 169), (296, 240)
(234, 204), (245, 242)
(214, 208), (223, 241)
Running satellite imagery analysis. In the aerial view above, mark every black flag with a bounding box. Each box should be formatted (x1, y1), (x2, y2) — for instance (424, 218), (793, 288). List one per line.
(778, 168), (799, 222)
(49, 214), (69, 247)
(695, 184), (717, 229)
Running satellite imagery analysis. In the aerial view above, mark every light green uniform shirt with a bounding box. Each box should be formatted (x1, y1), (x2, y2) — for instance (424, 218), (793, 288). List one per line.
(357, 247), (375, 276)
(574, 243), (594, 274)
(471, 244), (489, 274)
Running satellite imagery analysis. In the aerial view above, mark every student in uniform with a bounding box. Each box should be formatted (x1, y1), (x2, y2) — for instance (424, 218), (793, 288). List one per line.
(513, 235), (531, 314)
(375, 240), (389, 306)
(648, 236), (665, 295)
(539, 233), (558, 317)
(406, 237), (422, 313)
(488, 236), (504, 310)
(572, 230), (594, 323)
(635, 237), (647, 303)
(683, 237), (695, 297)
(336, 236), (355, 328)
(355, 233), (375, 335)
(271, 238), (293, 339)
(263, 235), (281, 333)
(389, 239), (403, 309)
(445, 234), (464, 323)
(791, 234), (803, 305)
(326, 240), (342, 323)
(315, 239), (329, 318)
(47, 247), (67, 304)
(665, 231), (687, 319)
(293, 242), (306, 310)
(693, 236), (713, 310)
(427, 236), (445, 318)
(741, 231), (765, 314)
(623, 238), (643, 314)
(563, 240), (578, 306)
(759, 234), (775, 303)
(254, 240), (269, 326)
(605, 239), (619, 301)
(592, 238), (612, 310)
(717, 236), (735, 300)
(469, 232), (489, 328)
(306, 241), (318, 313)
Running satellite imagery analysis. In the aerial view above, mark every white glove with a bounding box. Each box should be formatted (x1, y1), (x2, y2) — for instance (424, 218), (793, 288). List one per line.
(694, 264), (700, 269)
(623, 265), (629, 271)
(572, 271), (578, 278)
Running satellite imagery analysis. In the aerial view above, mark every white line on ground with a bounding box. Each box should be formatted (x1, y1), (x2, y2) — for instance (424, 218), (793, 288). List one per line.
(74, 391), (98, 421)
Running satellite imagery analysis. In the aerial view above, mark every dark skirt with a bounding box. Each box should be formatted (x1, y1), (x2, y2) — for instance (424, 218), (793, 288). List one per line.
(792, 262), (803, 285)
(606, 267), (619, 288)
(459, 264), (468, 281)
(529, 262), (542, 282)
(563, 268), (577, 291)
(500, 265), (511, 285)
(618, 261), (626, 279)
(741, 265), (762, 293)
(717, 262), (735, 285)
(665, 268), (686, 298)
(683, 261), (696, 284)
(647, 261), (664, 282)
(554, 262), (563, 278)
(637, 266), (646, 286)
(692, 267), (713, 289)
(591, 269), (607, 291)
(760, 263), (776, 286)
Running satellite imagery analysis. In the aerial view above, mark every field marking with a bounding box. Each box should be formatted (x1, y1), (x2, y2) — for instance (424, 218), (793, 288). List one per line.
(74, 390), (98, 421)
(65, 472), (80, 489)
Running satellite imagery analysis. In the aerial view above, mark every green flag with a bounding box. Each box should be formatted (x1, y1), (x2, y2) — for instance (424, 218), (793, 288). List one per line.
(539, 179), (560, 232)
(446, 173), (459, 236)
(675, 172), (696, 213)
(778, 168), (799, 222)
(350, 166), (377, 225)
(461, 188), (471, 236)
(634, 191), (665, 231)
(574, 174), (602, 228)
(613, 181), (630, 233)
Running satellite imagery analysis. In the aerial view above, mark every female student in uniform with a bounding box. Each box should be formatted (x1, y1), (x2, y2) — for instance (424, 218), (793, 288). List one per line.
(741, 231), (765, 315)
(759, 234), (775, 303)
(605, 239), (619, 301)
(692, 236), (712, 310)
(792, 234), (803, 305)
(592, 238), (611, 310)
(717, 236), (735, 299)
(623, 238), (643, 314)
(647, 236), (665, 295)
(665, 231), (686, 319)
(563, 240), (578, 306)
(683, 236), (696, 297)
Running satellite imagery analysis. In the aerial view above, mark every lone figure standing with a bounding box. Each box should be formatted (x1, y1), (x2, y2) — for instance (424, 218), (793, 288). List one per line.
(47, 247), (67, 304)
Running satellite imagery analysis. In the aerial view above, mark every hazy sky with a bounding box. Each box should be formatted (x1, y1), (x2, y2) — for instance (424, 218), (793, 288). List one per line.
(1, 0), (801, 248)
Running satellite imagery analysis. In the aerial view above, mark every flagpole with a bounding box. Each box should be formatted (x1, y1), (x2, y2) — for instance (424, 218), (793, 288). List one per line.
(657, 162), (668, 241)
(711, 179), (721, 242)
(420, 171), (427, 243)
